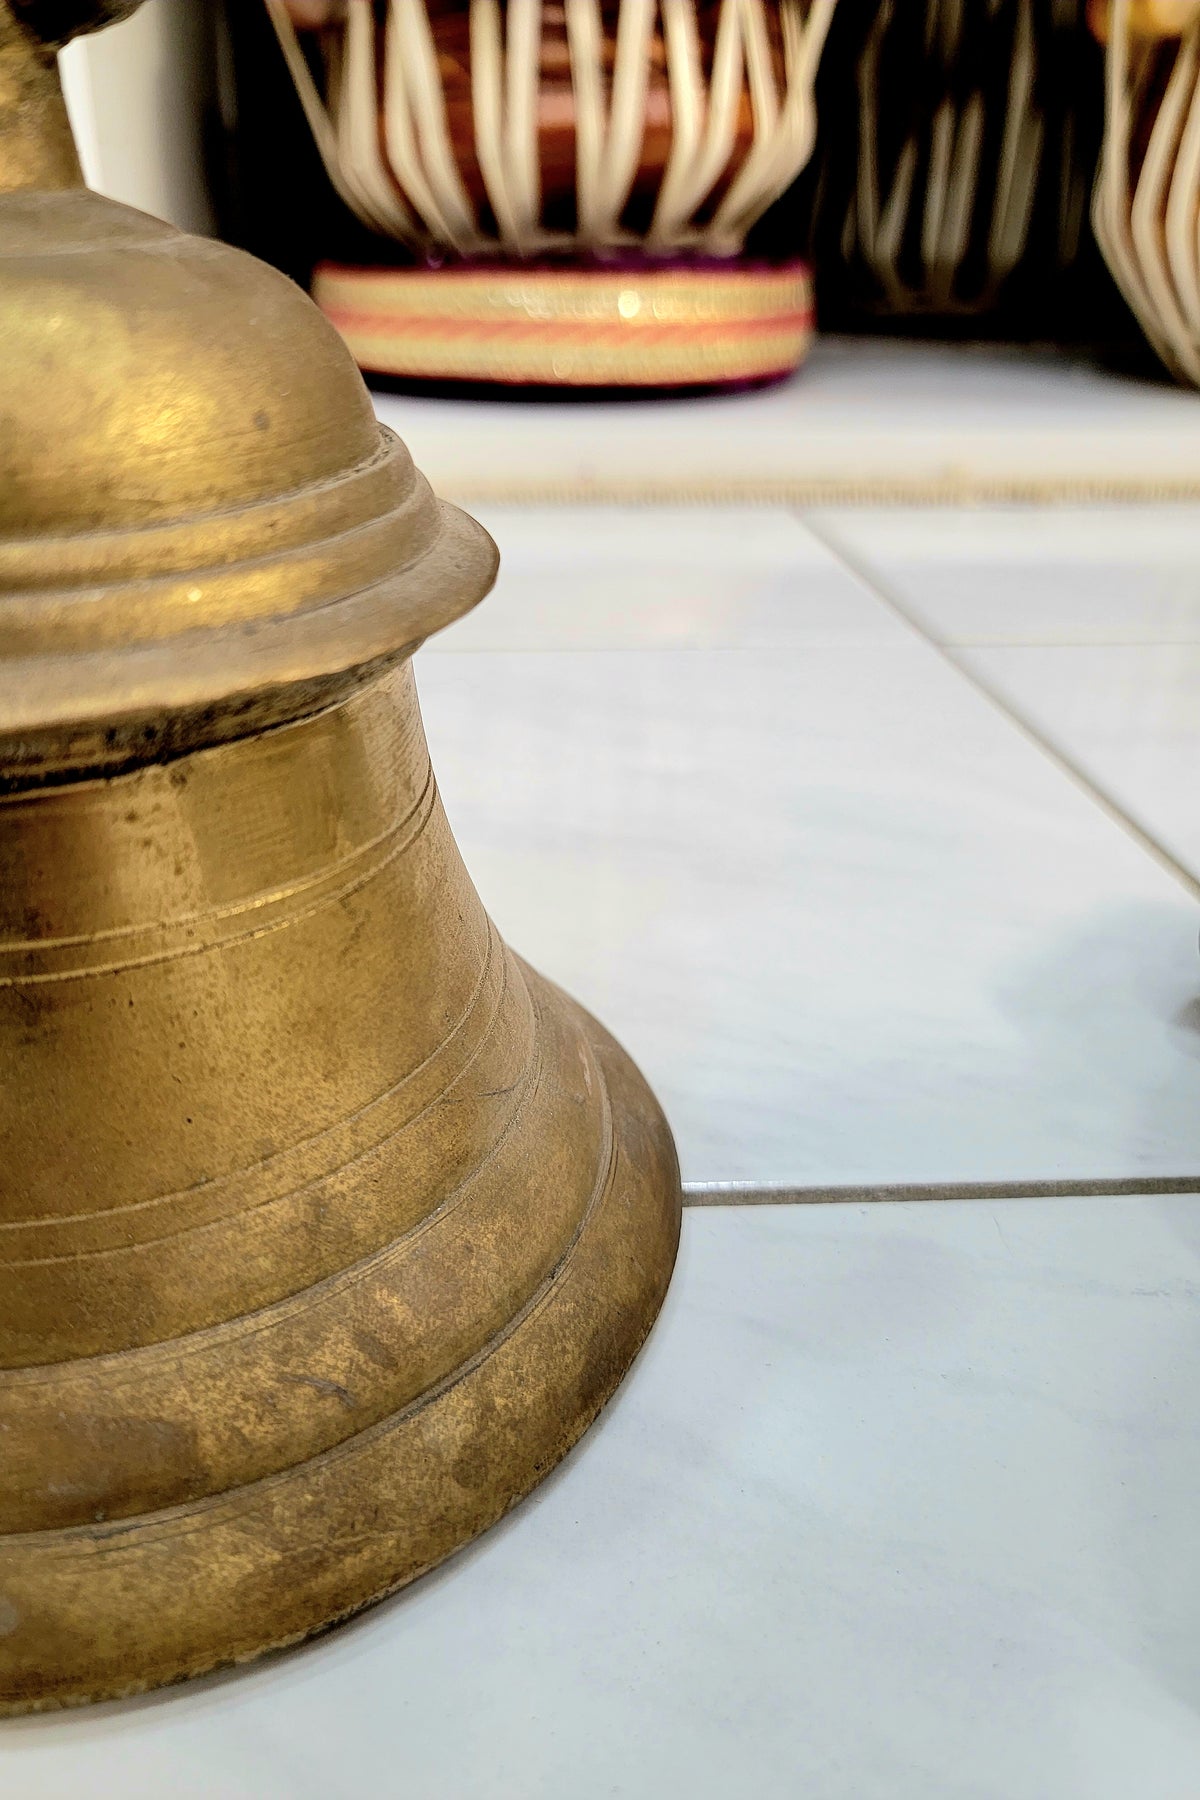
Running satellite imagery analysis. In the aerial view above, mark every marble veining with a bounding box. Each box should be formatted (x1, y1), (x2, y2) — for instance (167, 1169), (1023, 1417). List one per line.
(814, 506), (1200, 889)
(811, 505), (1200, 647)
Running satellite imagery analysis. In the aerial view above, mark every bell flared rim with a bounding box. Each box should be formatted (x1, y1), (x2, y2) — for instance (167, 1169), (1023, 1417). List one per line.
(0, 984), (682, 1715)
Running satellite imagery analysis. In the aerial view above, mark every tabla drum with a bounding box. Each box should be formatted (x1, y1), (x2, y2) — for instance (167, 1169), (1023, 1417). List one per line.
(807, 0), (1104, 334)
(265, 0), (835, 389)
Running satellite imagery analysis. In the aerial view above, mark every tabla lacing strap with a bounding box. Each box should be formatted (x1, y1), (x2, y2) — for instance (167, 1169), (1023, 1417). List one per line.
(339, 0), (423, 235)
(1165, 30), (1200, 331)
(503, 0), (545, 241)
(379, 0), (456, 241)
(264, 0), (420, 241)
(1094, 2), (1150, 332)
(987, 0), (1040, 277)
(564, 0), (605, 240)
(471, 0), (569, 250)
(1127, 17), (1187, 335)
(470, 0), (520, 242)
(596, 0), (657, 237)
(267, 0), (831, 255)
(848, 0), (1046, 313)
(752, 0), (837, 220)
(712, 0), (834, 250)
(937, 95), (984, 297)
(1143, 29), (1200, 375)
(676, 0), (748, 228)
(1096, 0), (1200, 379)
(715, 0), (837, 242)
(708, 0), (780, 244)
(853, 0), (915, 308)
(387, 0), (484, 249)
(920, 7), (983, 305)
(649, 0), (706, 240)
(919, 100), (957, 298)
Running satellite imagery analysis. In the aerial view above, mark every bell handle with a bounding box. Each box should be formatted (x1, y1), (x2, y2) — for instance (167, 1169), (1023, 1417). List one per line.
(0, 0), (150, 194)
(0, 0), (81, 191)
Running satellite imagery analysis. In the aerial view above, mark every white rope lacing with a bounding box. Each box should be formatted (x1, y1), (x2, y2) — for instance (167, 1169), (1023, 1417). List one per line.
(265, 0), (833, 253)
(1094, 0), (1200, 382)
(843, 0), (1046, 314)
(265, 0), (418, 236)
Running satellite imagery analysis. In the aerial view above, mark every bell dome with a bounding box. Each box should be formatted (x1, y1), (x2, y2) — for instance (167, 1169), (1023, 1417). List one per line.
(0, 189), (497, 778)
(0, 191), (381, 535)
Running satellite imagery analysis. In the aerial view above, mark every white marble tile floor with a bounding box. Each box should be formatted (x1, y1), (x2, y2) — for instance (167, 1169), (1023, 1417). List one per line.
(414, 506), (1200, 1188)
(952, 645), (1200, 892)
(811, 506), (1200, 647)
(425, 505), (909, 653)
(9, 449), (1200, 1789)
(9, 1199), (1200, 1800)
(813, 506), (1200, 893)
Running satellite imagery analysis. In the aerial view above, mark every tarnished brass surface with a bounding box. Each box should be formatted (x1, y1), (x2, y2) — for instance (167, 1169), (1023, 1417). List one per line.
(0, 0), (680, 1711)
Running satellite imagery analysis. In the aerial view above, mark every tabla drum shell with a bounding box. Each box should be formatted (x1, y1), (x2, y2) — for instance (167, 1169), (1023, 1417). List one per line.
(264, 0), (834, 389)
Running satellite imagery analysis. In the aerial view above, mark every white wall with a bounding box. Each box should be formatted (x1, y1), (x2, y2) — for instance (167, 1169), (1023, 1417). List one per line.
(59, 0), (215, 232)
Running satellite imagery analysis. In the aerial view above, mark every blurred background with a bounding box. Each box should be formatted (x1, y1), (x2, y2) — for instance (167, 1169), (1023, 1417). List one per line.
(60, 0), (1173, 385)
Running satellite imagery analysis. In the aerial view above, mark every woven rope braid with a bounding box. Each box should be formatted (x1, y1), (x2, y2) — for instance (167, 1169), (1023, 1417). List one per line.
(265, 0), (834, 254)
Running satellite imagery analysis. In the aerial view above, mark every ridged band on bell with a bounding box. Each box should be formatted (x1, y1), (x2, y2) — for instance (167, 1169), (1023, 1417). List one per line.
(0, 3), (680, 1712)
(266, 0), (836, 256)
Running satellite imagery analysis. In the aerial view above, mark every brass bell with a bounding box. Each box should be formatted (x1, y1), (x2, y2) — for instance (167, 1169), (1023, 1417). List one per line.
(0, 0), (680, 1712)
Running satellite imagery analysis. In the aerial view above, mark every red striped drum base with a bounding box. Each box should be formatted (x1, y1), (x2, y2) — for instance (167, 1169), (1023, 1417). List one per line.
(313, 259), (814, 392)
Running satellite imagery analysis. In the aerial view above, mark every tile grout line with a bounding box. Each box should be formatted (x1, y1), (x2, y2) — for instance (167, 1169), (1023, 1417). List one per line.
(684, 1176), (1200, 1206)
(801, 513), (1200, 905)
